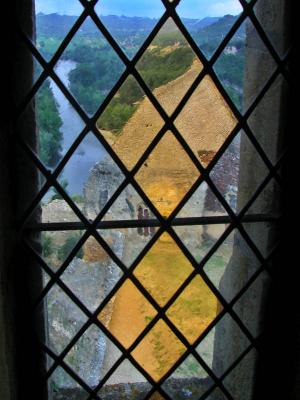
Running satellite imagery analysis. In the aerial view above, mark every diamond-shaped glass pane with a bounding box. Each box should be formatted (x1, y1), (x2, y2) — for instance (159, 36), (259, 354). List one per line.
(64, 324), (117, 387)
(209, 135), (240, 213)
(166, 275), (221, 344)
(95, 0), (165, 59)
(242, 221), (277, 259)
(99, 227), (157, 269)
(247, 75), (287, 164)
(39, 284), (88, 355)
(174, 75), (237, 167)
(176, 183), (228, 218)
(134, 232), (193, 306)
(41, 230), (84, 271)
(98, 359), (152, 399)
(20, 75), (85, 171)
(99, 75), (165, 171)
(35, 1), (84, 61)
(241, 19), (277, 111)
(135, 131), (200, 217)
(41, 189), (82, 223)
(233, 271), (271, 338)
(205, 387), (228, 400)
(57, 16), (125, 116)
(197, 313), (251, 378)
(59, 133), (125, 220)
(223, 348), (258, 399)
(15, 41), (44, 106)
(98, 279), (157, 349)
(253, 0), (290, 57)
(246, 178), (281, 216)
(48, 366), (88, 398)
(12, 146), (47, 220)
(104, 184), (156, 222)
(136, 18), (203, 116)
(173, 224), (226, 263)
(213, 20), (246, 112)
(132, 319), (186, 381)
(211, 132), (269, 214)
(204, 229), (261, 303)
(176, 1), (243, 58)
(60, 236), (123, 312)
(162, 354), (213, 399)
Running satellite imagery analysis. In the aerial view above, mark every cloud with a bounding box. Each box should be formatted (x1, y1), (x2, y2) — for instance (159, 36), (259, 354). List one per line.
(209, 0), (242, 17)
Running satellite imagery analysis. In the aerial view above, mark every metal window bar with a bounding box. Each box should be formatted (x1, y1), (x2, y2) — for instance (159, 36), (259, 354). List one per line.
(13, 0), (291, 398)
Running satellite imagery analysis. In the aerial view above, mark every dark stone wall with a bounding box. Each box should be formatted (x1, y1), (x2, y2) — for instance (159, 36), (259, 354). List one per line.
(212, 1), (293, 399)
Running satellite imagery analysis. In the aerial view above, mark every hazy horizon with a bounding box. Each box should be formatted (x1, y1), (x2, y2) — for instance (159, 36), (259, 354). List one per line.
(35, 0), (242, 19)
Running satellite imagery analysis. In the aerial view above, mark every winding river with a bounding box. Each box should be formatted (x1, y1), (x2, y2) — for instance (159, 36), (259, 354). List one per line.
(50, 60), (105, 196)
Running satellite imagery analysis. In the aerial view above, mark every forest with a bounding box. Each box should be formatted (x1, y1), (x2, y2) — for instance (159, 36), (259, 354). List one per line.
(36, 80), (63, 168)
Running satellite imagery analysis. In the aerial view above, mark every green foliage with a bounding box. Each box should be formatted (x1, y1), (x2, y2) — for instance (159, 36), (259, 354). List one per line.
(152, 30), (186, 47)
(66, 41), (124, 115)
(36, 80), (63, 167)
(97, 46), (195, 133)
(98, 100), (137, 133)
(71, 194), (84, 204)
(138, 46), (195, 90)
(214, 44), (245, 87)
(57, 233), (83, 262)
(42, 234), (54, 258)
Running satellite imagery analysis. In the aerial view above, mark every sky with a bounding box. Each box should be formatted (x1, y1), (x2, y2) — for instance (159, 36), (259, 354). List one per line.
(35, 0), (242, 19)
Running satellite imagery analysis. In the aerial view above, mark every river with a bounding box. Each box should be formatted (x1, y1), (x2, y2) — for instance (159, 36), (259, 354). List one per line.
(50, 60), (105, 196)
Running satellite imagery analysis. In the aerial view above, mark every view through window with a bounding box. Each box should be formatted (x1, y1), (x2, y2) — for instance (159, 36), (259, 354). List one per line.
(16, 0), (289, 399)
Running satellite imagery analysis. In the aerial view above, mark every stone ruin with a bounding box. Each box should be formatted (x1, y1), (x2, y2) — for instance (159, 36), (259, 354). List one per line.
(47, 150), (239, 398)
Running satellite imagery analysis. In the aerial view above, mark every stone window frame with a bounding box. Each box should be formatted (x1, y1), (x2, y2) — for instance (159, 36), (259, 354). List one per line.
(0, 0), (294, 399)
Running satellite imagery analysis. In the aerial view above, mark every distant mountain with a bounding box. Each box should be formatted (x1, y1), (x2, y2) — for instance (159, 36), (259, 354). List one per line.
(182, 16), (220, 31)
(197, 14), (245, 40)
(36, 13), (220, 37)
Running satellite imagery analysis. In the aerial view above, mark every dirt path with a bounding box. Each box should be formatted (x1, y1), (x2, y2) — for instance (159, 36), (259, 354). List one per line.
(100, 233), (222, 384)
